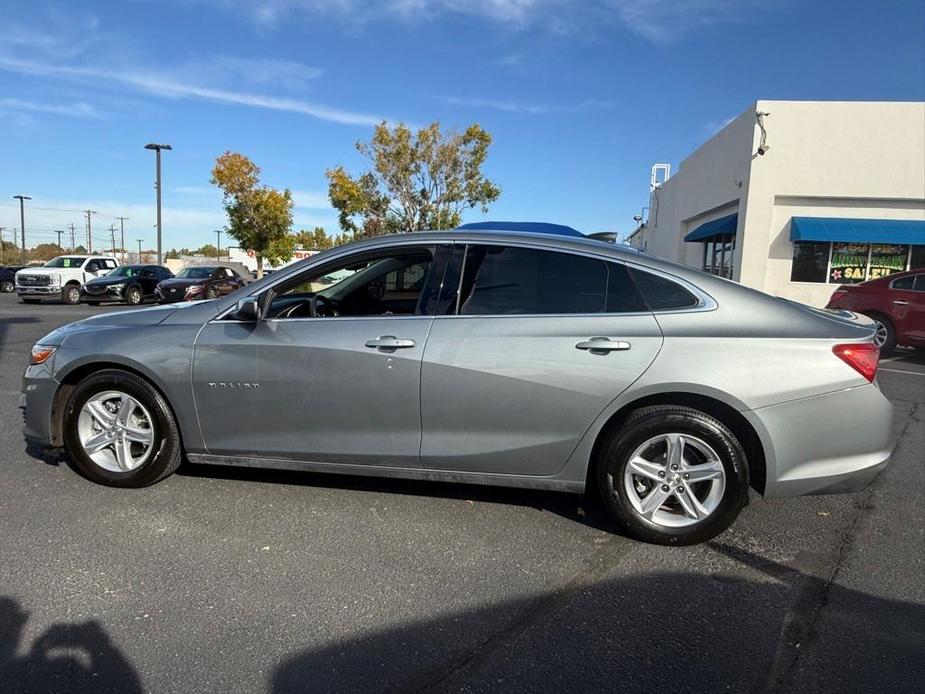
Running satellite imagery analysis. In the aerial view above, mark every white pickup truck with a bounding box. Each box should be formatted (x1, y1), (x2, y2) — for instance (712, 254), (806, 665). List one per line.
(16, 255), (119, 305)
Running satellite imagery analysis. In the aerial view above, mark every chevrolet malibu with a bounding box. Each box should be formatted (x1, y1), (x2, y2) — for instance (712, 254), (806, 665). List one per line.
(21, 229), (892, 545)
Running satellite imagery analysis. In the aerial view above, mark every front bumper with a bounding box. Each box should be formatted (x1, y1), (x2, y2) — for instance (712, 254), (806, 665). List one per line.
(17, 286), (60, 295)
(81, 287), (124, 302)
(746, 383), (893, 498)
(20, 361), (60, 447)
(155, 288), (189, 303)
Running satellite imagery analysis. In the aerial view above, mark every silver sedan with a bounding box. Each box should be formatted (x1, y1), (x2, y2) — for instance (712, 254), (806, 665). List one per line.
(21, 229), (891, 545)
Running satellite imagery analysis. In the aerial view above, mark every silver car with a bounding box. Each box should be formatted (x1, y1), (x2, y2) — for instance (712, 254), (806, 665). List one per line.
(21, 229), (892, 545)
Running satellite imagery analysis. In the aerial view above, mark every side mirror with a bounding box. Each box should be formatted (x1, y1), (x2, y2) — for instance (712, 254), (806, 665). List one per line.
(231, 296), (260, 322)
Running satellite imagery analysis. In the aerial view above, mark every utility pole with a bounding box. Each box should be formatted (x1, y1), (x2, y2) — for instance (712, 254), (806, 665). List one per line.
(109, 225), (117, 256)
(214, 229), (222, 260)
(137, 239), (143, 263)
(69, 223), (76, 252)
(13, 195), (31, 265)
(144, 143), (172, 265)
(84, 210), (96, 253)
(0, 227), (5, 264)
(55, 229), (64, 250)
(117, 217), (129, 265)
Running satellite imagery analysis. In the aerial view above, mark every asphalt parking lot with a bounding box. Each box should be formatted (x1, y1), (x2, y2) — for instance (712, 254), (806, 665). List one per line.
(1, 292), (922, 693)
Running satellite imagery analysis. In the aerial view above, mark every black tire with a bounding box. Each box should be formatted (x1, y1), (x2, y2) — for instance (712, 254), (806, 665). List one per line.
(61, 284), (81, 305)
(21, 298), (40, 304)
(0, 279), (13, 293)
(125, 286), (143, 305)
(863, 312), (897, 354)
(596, 405), (749, 546)
(63, 369), (183, 487)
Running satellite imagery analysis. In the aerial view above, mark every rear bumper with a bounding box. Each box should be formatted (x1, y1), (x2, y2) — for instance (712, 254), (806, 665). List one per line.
(746, 383), (893, 498)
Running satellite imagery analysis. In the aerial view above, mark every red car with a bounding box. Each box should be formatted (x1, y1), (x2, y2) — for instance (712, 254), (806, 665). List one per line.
(826, 269), (925, 352)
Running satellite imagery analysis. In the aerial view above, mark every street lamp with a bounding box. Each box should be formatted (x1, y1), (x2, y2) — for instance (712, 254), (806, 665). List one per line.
(144, 143), (172, 265)
(214, 229), (223, 260)
(13, 195), (30, 264)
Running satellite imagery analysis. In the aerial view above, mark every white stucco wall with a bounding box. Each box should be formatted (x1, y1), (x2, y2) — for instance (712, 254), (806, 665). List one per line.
(636, 100), (925, 306)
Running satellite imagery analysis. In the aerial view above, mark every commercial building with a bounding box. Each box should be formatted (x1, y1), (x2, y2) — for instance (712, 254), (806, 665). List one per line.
(627, 101), (925, 306)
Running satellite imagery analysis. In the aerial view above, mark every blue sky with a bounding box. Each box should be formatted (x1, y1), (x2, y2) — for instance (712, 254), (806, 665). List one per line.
(0, 0), (923, 252)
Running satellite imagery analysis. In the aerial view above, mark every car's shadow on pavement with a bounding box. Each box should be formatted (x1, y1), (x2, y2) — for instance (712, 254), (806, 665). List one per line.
(179, 461), (618, 533)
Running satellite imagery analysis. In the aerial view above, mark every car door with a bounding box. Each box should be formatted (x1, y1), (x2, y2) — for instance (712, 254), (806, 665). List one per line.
(191, 245), (439, 465)
(892, 274), (925, 345)
(140, 267), (159, 296)
(420, 243), (664, 476)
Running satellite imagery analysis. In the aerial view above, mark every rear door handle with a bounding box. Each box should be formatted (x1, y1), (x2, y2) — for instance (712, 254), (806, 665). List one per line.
(892, 300), (909, 305)
(365, 335), (416, 351)
(575, 337), (632, 353)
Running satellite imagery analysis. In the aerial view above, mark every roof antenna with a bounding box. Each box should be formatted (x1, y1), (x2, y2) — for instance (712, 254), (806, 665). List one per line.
(756, 111), (771, 155)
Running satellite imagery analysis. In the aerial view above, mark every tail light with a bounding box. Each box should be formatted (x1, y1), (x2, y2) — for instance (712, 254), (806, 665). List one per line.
(833, 343), (879, 382)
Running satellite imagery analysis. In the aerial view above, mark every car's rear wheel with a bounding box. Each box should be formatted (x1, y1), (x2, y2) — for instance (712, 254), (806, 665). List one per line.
(597, 405), (749, 545)
(0, 279), (13, 293)
(63, 370), (183, 487)
(61, 284), (81, 305)
(125, 286), (143, 305)
(864, 313), (896, 353)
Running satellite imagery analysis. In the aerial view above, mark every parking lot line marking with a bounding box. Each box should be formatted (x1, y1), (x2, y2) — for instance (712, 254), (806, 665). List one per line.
(879, 368), (925, 377)
(881, 354), (921, 363)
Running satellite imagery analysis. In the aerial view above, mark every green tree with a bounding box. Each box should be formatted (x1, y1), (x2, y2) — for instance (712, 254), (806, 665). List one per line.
(193, 244), (219, 257)
(295, 227), (333, 251)
(211, 152), (294, 278)
(28, 243), (65, 262)
(326, 121), (501, 238)
(165, 248), (180, 260)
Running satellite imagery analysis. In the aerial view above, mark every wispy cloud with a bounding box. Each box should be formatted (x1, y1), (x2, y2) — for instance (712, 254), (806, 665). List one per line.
(0, 56), (387, 126)
(191, 0), (777, 43)
(434, 94), (615, 115)
(291, 190), (331, 209)
(0, 97), (101, 119)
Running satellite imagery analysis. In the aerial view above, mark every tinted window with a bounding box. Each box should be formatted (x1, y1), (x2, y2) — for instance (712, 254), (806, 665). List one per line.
(458, 246), (607, 315)
(790, 241), (829, 283)
(629, 268), (699, 311)
(914, 275), (925, 292)
(606, 262), (648, 313)
(891, 275), (915, 290)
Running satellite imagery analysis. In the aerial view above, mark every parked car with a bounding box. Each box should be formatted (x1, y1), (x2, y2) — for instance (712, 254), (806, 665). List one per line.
(826, 269), (925, 352)
(1, 265), (25, 293)
(21, 228), (892, 546)
(15, 255), (119, 305)
(80, 265), (174, 306)
(155, 265), (247, 303)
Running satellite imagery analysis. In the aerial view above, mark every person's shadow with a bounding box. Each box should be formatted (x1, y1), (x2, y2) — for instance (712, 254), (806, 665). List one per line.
(0, 597), (142, 694)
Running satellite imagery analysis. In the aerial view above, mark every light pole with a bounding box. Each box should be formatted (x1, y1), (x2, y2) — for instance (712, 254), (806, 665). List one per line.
(55, 229), (64, 250)
(144, 143), (172, 265)
(13, 195), (30, 264)
(117, 217), (129, 265)
(214, 229), (222, 260)
(137, 239), (143, 263)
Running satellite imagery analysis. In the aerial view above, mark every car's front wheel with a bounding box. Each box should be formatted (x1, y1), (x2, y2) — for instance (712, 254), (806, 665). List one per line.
(125, 286), (143, 305)
(0, 279), (13, 293)
(61, 284), (81, 305)
(63, 370), (183, 487)
(597, 405), (749, 546)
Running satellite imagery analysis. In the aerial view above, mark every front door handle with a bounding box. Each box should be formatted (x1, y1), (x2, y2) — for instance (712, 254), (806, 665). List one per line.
(575, 337), (632, 354)
(892, 300), (909, 305)
(365, 335), (416, 351)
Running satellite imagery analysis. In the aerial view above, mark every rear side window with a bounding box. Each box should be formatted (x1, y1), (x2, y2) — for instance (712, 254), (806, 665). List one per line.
(915, 275), (925, 291)
(629, 268), (700, 311)
(458, 246), (607, 315)
(891, 275), (915, 290)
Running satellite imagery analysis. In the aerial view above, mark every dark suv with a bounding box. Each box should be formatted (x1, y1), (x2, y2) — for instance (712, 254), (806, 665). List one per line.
(80, 265), (174, 306)
(1, 265), (25, 293)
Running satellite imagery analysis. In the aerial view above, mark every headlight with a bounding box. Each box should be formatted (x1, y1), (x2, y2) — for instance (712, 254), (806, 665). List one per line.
(185, 285), (203, 295)
(109, 283), (125, 292)
(30, 344), (57, 365)
(50, 273), (62, 286)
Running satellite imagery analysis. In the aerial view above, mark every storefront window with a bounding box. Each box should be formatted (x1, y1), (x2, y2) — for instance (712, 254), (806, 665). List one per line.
(790, 241), (829, 283)
(791, 242), (925, 283)
(702, 234), (735, 278)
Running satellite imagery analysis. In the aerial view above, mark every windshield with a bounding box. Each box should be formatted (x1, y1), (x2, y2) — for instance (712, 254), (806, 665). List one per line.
(176, 267), (216, 279)
(43, 256), (87, 268)
(106, 266), (143, 278)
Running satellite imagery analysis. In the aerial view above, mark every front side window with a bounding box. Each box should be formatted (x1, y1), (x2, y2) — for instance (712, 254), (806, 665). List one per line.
(457, 246), (608, 315)
(268, 248), (434, 319)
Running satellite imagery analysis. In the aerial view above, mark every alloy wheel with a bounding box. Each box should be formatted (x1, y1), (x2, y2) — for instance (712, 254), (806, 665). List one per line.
(873, 320), (889, 348)
(0, 280), (13, 293)
(76, 390), (155, 472)
(622, 433), (726, 528)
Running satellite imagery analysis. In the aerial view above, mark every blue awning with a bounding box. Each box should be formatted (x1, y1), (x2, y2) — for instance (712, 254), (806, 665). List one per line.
(790, 217), (925, 244)
(683, 213), (738, 242)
